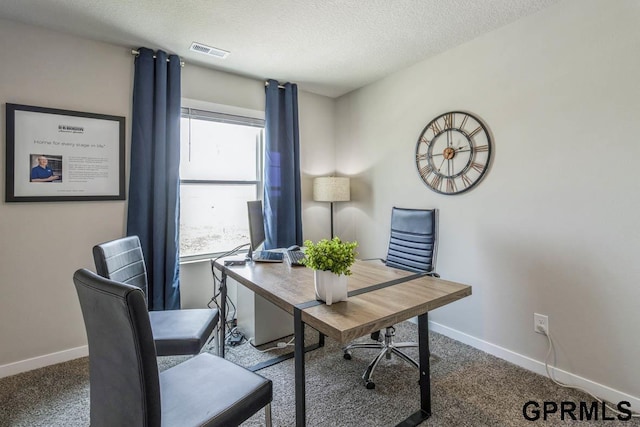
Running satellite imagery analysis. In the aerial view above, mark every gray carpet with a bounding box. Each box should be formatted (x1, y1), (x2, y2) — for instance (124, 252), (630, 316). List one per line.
(0, 322), (636, 427)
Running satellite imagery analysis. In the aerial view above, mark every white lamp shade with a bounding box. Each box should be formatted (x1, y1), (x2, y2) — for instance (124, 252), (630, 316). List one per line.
(313, 177), (350, 202)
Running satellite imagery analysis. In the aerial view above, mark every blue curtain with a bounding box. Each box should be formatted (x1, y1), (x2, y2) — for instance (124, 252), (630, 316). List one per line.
(127, 47), (181, 311)
(263, 79), (303, 249)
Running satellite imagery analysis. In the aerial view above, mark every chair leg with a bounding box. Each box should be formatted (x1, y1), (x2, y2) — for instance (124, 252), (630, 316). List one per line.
(344, 342), (385, 351)
(205, 330), (217, 354)
(265, 402), (272, 427)
(393, 341), (418, 348)
(343, 342), (383, 360)
(390, 347), (419, 369)
(362, 346), (389, 387)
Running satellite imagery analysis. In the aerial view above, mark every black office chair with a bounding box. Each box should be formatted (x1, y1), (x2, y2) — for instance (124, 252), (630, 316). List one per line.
(93, 236), (219, 356)
(343, 207), (438, 389)
(73, 268), (272, 427)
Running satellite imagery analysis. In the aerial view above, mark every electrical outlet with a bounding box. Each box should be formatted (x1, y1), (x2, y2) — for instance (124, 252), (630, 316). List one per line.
(534, 313), (548, 334)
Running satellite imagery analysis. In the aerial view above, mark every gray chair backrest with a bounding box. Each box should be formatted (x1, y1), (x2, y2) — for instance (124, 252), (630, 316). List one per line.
(93, 236), (148, 303)
(385, 207), (437, 273)
(73, 268), (161, 427)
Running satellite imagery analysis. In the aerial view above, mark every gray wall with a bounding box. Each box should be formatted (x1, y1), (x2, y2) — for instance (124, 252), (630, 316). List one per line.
(334, 0), (639, 406)
(0, 19), (130, 369)
(0, 18), (334, 374)
(2, 0), (638, 409)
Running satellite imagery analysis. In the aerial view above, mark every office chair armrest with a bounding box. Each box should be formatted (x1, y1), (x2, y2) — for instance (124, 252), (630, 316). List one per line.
(360, 257), (386, 263)
(361, 259), (440, 278)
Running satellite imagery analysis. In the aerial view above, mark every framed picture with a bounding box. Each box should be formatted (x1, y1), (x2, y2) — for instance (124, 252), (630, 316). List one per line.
(5, 103), (125, 202)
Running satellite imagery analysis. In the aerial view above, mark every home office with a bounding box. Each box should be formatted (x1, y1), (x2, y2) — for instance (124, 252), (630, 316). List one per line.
(1, 0), (639, 426)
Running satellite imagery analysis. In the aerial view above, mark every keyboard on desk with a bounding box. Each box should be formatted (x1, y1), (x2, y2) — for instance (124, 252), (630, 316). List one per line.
(285, 250), (306, 266)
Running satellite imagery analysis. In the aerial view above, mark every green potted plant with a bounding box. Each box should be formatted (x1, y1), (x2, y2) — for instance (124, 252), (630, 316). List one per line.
(301, 237), (358, 305)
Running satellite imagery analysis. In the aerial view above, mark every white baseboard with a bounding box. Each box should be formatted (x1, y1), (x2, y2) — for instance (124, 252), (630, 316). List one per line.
(2, 322), (639, 414)
(0, 346), (88, 379)
(428, 321), (640, 412)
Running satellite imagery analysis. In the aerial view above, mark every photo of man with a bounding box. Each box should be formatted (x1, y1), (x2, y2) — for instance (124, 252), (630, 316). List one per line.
(30, 155), (62, 182)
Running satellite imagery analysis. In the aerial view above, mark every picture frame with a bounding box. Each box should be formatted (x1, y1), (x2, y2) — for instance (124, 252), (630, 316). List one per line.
(5, 103), (125, 202)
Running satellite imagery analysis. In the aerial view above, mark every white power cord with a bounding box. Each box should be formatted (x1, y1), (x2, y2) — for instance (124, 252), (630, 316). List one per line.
(247, 336), (295, 353)
(540, 325), (639, 418)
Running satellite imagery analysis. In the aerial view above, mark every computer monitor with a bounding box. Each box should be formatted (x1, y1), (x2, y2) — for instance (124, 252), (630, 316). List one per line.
(247, 200), (266, 260)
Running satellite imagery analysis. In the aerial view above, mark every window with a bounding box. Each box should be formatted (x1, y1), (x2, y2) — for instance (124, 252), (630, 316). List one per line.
(179, 106), (264, 258)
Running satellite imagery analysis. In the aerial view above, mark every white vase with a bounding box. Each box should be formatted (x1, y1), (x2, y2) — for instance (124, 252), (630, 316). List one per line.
(314, 270), (348, 305)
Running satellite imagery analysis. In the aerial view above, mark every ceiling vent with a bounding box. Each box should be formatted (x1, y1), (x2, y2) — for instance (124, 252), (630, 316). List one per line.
(189, 42), (229, 59)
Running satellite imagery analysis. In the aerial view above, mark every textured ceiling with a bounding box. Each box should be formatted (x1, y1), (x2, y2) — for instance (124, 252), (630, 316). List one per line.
(0, 0), (561, 98)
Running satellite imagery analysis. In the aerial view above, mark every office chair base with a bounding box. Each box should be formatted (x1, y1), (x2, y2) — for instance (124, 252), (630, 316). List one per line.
(343, 326), (419, 388)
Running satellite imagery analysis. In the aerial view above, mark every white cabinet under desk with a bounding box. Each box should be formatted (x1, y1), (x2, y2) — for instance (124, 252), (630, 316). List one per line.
(179, 259), (293, 346)
(236, 284), (294, 346)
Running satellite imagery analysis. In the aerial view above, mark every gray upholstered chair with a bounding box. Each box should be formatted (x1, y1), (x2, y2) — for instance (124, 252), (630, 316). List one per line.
(74, 268), (272, 427)
(93, 236), (219, 356)
(343, 207), (438, 389)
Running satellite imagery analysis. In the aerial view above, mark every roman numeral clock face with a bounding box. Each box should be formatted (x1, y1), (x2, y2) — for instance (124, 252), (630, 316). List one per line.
(415, 111), (492, 195)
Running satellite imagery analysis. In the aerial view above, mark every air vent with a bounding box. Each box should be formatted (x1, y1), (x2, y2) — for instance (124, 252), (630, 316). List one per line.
(189, 42), (229, 59)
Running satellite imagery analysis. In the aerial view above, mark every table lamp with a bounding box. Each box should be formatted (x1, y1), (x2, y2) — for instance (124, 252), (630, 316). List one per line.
(313, 176), (350, 238)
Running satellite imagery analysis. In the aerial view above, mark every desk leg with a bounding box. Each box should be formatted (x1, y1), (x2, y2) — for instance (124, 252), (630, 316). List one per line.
(418, 312), (431, 417)
(396, 312), (431, 427)
(294, 307), (306, 427)
(219, 269), (227, 359)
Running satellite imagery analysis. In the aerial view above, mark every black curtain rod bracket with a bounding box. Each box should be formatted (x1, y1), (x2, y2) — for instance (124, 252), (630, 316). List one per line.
(264, 81), (285, 89)
(131, 49), (184, 67)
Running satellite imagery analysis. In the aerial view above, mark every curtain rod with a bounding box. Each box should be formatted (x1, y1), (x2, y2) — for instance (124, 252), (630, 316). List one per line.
(264, 81), (285, 89)
(131, 49), (185, 67)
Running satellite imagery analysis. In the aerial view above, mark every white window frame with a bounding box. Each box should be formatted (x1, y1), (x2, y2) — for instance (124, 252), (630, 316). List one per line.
(179, 99), (265, 262)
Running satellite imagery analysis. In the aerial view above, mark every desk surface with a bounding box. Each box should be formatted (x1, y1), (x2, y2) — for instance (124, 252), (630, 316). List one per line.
(217, 259), (471, 343)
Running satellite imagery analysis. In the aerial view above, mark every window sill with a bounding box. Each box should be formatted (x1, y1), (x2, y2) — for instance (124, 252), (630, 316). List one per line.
(179, 251), (248, 265)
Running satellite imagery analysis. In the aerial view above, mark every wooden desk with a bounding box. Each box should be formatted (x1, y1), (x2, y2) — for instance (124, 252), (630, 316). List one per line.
(215, 259), (471, 427)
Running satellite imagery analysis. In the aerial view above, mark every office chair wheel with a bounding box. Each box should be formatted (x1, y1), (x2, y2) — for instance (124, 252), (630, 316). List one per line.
(343, 351), (352, 360)
(365, 380), (375, 390)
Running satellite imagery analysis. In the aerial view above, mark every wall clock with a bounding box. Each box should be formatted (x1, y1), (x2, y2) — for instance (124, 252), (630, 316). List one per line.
(415, 111), (492, 195)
